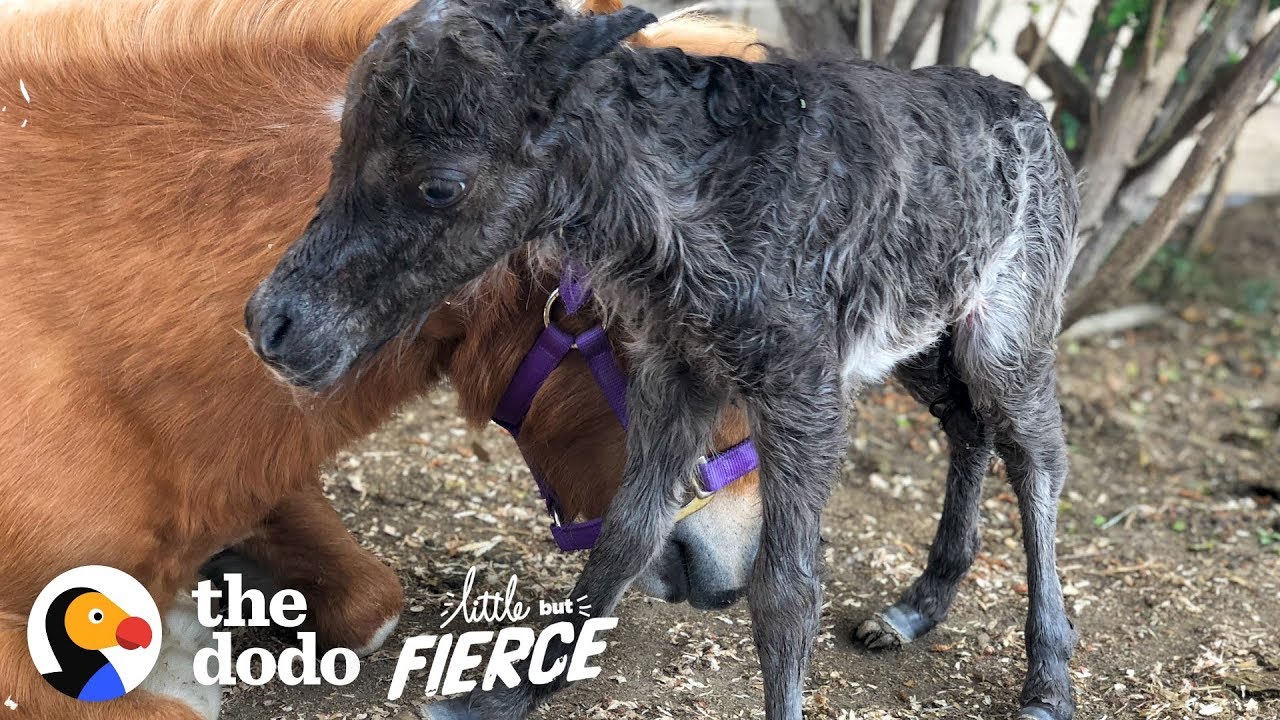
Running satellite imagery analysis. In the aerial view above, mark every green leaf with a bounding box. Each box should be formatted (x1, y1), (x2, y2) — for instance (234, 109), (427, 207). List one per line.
(1059, 111), (1081, 152)
(1172, 519), (1188, 533)
(1107, 0), (1147, 30)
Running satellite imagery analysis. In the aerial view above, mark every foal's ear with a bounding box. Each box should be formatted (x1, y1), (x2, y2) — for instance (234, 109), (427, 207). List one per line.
(548, 6), (656, 76)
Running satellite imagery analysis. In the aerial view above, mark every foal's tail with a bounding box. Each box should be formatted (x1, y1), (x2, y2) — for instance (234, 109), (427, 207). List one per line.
(953, 108), (1079, 393)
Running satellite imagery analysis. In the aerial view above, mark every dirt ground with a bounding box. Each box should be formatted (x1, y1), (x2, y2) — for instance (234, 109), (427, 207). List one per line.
(221, 201), (1280, 720)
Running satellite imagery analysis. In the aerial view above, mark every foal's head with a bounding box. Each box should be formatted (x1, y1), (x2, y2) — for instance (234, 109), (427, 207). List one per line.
(243, 0), (764, 608)
(246, 0), (651, 390)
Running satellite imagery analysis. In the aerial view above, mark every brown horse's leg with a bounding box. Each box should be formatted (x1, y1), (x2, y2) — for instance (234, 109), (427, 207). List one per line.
(231, 482), (403, 655)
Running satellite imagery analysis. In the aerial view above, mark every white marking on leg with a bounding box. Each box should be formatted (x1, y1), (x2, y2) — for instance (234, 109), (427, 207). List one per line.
(355, 615), (400, 657)
(139, 594), (221, 719)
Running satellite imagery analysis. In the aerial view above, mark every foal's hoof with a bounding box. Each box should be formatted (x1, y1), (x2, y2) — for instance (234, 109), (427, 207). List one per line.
(419, 698), (478, 720)
(854, 616), (904, 650)
(854, 604), (932, 650)
(1017, 703), (1070, 720)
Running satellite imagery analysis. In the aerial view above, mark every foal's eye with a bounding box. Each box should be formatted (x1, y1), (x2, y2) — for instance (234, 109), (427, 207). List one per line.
(418, 173), (468, 209)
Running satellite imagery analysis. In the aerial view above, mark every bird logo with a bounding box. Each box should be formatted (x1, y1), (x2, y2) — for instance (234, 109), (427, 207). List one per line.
(26, 566), (162, 702)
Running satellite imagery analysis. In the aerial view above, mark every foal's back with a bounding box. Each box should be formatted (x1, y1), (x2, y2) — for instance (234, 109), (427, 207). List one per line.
(588, 48), (1077, 385)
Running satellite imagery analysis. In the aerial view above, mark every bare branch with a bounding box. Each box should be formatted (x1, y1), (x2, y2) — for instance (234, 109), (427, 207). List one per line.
(1125, 0), (1265, 185)
(1066, 20), (1280, 323)
(1123, 62), (1235, 183)
(960, 0), (1004, 66)
(886, 0), (948, 68)
(1076, 0), (1121, 88)
(1143, 0), (1169, 77)
(859, 0), (874, 57)
(1022, 0), (1069, 86)
(1253, 82), (1279, 116)
(1185, 142), (1236, 257)
(1060, 304), (1167, 340)
(1015, 23), (1093, 121)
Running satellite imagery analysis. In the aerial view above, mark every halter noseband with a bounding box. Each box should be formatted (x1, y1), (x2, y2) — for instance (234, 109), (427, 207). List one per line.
(491, 263), (758, 552)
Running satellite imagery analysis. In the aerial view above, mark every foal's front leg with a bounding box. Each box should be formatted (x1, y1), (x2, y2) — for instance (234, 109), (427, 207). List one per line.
(423, 358), (724, 720)
(746, 369), (846, 719)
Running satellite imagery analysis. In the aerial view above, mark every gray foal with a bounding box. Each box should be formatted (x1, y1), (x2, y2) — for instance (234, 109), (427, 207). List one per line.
(244, 1), (1080, 718)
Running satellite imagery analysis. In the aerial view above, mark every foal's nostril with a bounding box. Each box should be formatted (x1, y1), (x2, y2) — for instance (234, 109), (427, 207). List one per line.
(257, 311), (294, 360)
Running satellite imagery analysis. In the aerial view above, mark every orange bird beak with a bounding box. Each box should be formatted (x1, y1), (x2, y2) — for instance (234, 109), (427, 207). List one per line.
(114, 616), (152, 650)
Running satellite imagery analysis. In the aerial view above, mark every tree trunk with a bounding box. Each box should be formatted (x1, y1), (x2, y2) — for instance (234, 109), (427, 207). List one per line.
(1065, 20), (1280, 323)
(1067, 0), (1212, 296)
(871, 0), (898, 59)
(937, 0), (980, 65)
(776, 0), (858, 51)
(886, 0), (948, 67)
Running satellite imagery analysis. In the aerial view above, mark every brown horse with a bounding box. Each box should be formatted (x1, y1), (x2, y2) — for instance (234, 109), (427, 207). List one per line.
(0, 1), (762, 717)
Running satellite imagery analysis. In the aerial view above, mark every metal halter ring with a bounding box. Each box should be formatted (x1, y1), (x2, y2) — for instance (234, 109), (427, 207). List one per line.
(690, 455), (715, 499)
(543, 288), (610, 331)
(672, 457), (718, 523)
(542, 288), (563, 328)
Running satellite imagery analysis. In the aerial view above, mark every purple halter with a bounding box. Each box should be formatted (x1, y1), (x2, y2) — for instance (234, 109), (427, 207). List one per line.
(492, 263), (759, 551)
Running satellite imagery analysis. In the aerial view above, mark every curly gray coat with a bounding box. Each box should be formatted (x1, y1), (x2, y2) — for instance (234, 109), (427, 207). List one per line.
(246, 2), (1080, 719)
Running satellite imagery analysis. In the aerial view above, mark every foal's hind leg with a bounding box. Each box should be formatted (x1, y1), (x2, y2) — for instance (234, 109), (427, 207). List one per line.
(855, 343), (993, 650)
(746, 367), (846, 720)
(958, 337), (1076, 720)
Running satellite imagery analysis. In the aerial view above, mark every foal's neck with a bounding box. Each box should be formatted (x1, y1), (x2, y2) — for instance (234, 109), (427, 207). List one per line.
(545, 47), (806, 294)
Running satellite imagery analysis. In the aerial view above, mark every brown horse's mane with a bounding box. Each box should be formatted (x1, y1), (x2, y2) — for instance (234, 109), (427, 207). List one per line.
(0, 0), (404, 94)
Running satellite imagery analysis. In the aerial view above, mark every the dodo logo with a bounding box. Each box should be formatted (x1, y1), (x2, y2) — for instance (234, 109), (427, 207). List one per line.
(27, 566), (161, 702)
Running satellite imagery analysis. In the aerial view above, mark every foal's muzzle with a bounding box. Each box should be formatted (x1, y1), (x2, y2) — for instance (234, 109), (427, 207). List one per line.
(244, 286), (360, 391)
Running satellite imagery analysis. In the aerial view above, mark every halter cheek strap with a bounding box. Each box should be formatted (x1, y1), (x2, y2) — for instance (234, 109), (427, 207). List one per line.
(492, 262), (758, 552)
